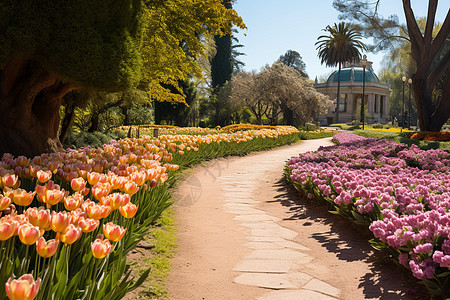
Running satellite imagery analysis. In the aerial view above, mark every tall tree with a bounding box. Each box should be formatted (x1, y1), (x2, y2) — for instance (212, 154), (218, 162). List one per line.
(333, 0), (450, 131)
(278, 50), (308, 78)
(315, 22), (367, 123)
(211, 0), (234, 126)
(0, 0), (244, 156)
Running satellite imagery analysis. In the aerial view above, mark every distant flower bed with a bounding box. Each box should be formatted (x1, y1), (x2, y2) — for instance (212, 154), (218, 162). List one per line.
(410, 131), (450, 142)
(221, 124), (277, 132)
(363, 127), (414, 133)
(286, 133), (450, 298)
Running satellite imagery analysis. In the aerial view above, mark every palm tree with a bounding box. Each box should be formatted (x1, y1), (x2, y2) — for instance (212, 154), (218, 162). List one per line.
(316, 22), (366, 123)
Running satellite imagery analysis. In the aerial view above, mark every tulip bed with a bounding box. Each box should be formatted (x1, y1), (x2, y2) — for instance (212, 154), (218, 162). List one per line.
(286, 132), (450, 298)
(0, 125), (299, 300)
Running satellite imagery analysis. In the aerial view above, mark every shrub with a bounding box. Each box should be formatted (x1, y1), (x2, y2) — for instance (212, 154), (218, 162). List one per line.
(372, 123), (384, 129)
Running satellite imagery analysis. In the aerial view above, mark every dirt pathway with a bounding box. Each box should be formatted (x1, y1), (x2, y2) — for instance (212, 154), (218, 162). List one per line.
(167, 139), (426, 300)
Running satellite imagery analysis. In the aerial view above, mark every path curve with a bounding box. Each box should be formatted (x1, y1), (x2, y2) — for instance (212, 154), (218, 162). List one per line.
(167, 138), (425, 300)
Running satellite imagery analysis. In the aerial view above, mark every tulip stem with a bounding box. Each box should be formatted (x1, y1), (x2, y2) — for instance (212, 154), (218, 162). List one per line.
(35, 252), (39, 277)
(21, 245), (30, 273)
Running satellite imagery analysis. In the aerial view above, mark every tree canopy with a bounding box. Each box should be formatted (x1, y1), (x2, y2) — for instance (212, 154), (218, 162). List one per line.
(278, 50), (308, 78)
(0, 0), (245, 156)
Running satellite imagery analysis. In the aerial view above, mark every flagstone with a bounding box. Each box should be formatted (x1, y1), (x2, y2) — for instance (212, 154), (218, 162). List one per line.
(233, 259), (292, 273)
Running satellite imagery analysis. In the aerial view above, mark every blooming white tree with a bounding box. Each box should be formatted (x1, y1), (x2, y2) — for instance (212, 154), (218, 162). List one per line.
(231, 62), (332, 126)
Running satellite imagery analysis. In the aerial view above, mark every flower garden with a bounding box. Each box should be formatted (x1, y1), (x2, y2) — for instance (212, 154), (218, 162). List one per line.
(0, 126), (299, 300)
(286, 132), (450, 298)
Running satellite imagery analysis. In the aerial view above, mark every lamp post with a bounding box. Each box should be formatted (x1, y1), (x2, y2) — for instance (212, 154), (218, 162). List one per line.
(401, 76), (406, 132)
(360, 55), (367, 130)
(408, 78), (412, 129)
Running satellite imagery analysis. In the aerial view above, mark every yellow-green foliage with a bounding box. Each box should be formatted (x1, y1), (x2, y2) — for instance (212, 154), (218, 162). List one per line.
(0, 0), (245, 100)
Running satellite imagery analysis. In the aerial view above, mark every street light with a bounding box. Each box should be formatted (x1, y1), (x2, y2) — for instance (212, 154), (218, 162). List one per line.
(408, 78), (412, 129)
(401, 76), (406, 132)
(360, 55), (367, 130)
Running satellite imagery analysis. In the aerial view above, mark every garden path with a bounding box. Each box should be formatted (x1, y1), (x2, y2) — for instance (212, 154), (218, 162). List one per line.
(167, 138), (425, 300)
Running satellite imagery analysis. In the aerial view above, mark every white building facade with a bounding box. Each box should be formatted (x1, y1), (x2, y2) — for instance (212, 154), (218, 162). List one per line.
(314, 61), (391, 125)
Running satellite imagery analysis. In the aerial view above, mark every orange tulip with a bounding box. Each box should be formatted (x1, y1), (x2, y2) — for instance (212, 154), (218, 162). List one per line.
(70, 208), (87, 226)
(0, 195), (12, 210)
(87, 172), (101, 186)
(25, 207), (51, 230)
(40, 189), (65, 206)
(109, 193), (130, 210)
(36, 170), (52, 183)
(64, 193), (83, 211)
(4, 188), (35, 207)
(121, 181), (139, 195)
(18, 224), (40, 245)
(59, 224), (81, 245)
(91, 235), (112, 259)
(119, 202), (138, 218)
(70, 177), (86, 192)
(78, 217), (99, 233)
(92, 182), (112, 201)
(103, 222), (126, 242)
(50, 211), (72, 233)
(86, 203), (111, 220)
(0, 218), (17, 241)
(129, 172), (146, 186)
(159, 173), (169, 183)
(36, 237), (59, 258)
(2, 174), (19, 188)
(5, 274), (41, 300)
(108, 175), (124, 190)
(11, 215), (28, 235)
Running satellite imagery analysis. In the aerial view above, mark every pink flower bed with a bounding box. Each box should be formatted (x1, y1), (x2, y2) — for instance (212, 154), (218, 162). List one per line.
(287, 133), (450, 297)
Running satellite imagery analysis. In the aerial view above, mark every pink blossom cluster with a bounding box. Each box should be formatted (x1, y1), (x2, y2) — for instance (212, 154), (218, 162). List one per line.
(288, 133), (450, 285)
(332, 132), (371, 144)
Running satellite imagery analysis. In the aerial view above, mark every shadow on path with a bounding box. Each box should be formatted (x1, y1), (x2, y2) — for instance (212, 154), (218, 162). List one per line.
(267, 179), (429, 300)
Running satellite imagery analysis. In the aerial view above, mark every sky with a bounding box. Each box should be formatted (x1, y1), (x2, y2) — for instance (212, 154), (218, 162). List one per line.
(233, 0), (448, 81)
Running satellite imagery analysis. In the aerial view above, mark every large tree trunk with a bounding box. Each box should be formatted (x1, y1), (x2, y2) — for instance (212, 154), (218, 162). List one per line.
(403, 0), (450, 131)
(0, 59), (75, 157)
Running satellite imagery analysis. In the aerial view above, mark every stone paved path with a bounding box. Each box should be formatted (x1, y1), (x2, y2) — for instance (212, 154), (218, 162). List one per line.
(215, 139), (340, 300)
(167, 138), (424, 300)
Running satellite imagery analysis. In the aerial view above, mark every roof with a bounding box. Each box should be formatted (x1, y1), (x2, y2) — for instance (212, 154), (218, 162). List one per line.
(327, 66), (380, 83)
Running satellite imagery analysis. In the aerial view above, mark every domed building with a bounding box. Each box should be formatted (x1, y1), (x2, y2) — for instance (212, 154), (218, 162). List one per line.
(314, 59), (390, 125)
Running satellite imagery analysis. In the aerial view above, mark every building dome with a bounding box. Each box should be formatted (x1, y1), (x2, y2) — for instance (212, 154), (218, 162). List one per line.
(327, 66), (380, 83)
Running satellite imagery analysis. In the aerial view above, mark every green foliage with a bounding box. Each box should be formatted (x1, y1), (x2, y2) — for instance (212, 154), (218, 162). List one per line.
(371, 123), (384, 129)
(154, 79), (197, 126)
(278, 50), (308, 78)
(63, 130), (127, 149)
(315, 22), (367, 68)
(0, 0), (245, 98)
(298, 123), (320, 131)
(298, 131), (337, 140)
(0, 0), (145, 90)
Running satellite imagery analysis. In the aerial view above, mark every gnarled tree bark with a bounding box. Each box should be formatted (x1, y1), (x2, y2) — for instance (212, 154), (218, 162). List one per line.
(0, 59), (75, 157)
(403, 0), (450, 131)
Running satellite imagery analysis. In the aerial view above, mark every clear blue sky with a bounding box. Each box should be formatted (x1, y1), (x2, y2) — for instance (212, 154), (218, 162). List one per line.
(233, 0), (448, 80)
